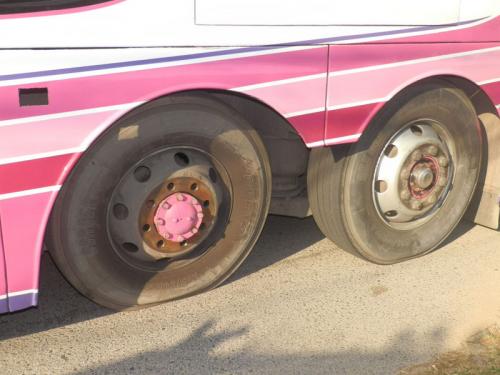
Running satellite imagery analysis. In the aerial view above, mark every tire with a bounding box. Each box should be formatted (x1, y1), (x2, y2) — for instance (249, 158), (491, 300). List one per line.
(308, 83), (482, 264)
(47, 94), (271, 310)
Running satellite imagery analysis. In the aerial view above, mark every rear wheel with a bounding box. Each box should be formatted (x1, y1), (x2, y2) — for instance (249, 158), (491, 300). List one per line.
(47, 95), (271, 310)
(308, 83), (482, 264)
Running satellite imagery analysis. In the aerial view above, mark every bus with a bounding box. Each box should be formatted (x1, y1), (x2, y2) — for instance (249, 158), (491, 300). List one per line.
(0, 0), (498, 312)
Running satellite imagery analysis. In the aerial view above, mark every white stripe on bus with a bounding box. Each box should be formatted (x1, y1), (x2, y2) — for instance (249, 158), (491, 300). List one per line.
(0, 186), (61, 201)
(0, 289), (39, 300)
(0, 102), (144, 128)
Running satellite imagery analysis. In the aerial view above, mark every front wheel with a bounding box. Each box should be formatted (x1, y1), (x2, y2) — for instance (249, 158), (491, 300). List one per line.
(47, 95), (271, 310)
(308, 83), (482, 264)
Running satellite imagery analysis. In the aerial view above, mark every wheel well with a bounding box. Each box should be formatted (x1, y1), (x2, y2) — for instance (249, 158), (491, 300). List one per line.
(174, 90), (311, 218)
(437, 75), (498, 117)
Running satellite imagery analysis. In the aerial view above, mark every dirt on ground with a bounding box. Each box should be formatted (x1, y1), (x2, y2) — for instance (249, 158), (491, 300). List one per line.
(400, 326), (500, 375)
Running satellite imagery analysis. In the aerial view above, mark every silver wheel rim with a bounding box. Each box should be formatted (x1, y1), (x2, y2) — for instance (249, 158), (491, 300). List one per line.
(372, 120), (455, 230)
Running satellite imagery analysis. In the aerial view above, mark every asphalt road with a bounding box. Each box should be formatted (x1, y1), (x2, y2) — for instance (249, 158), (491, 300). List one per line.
(0, 216), (499, 375)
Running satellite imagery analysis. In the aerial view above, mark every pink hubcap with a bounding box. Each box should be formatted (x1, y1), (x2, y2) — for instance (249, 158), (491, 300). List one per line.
(154, 193), (204, 243)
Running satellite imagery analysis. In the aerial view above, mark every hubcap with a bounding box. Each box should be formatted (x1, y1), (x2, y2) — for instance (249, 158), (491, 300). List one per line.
(412, 166), (434, 189)
(139, 176), (217, 258)
(373, 122), (454, 228)
(154, 193), (204, 243)
(107, 147), (230, 268)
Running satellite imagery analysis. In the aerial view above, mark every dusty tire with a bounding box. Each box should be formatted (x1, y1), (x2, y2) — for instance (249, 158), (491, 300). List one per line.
(308, 83), (482, 264)
(47, 95), (271, 310)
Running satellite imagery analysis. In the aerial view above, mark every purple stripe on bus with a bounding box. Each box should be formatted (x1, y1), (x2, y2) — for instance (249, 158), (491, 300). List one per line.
(0, 298), (8, 314)
(8, 292), (38, 312)
(0, 19), (482, 82)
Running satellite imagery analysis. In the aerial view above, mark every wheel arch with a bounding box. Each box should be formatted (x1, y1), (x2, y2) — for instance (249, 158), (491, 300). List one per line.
(67, 88), (311, 217)
(357, 74), (500, 229)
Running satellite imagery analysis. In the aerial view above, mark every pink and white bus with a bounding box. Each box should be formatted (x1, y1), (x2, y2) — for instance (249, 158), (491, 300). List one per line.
(0, 0), (499, 312)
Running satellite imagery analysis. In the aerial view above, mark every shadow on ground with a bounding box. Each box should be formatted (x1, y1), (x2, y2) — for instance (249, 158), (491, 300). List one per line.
(0, 215), (477, 345)
(69, 319), (448, 375)
(0, 216), (324, 341)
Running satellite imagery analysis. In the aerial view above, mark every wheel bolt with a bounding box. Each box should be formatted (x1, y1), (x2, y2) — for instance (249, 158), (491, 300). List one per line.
(411, 150), (423, 161)
(156, 218), (166, 226)
(438, 156), (449, 167)
(437, 177), (447, 187)
(400, 190), (411, 201)
(427, 145), (438, 156)
(401, 169), (411, 180)
(176, 193), (185, 201)
(162, 202), (171, 210)
(427, 194), (437, 205)
(411, 200), (423, 210)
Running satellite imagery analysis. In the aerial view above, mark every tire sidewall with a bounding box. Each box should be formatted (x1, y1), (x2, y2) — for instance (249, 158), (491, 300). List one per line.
(342, 85), (481, 263)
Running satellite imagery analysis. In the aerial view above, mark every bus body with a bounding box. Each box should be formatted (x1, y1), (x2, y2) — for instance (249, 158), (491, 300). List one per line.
(0, 0), (499, 312)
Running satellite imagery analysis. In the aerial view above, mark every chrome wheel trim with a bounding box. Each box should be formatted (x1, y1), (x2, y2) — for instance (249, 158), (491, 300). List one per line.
(372, 120), (454, 230)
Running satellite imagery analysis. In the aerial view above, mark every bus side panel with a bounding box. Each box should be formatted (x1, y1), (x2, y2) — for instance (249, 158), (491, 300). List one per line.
(325, 43), (500, 145)
(0, 217), (8, 313)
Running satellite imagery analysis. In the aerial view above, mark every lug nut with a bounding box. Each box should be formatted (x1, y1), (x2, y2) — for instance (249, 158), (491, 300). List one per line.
(438, 156), (449, 167)
(427, 145), (438, 156)
(162, 202), (171, 210)
(400, 190), (411, 201)
(427, 194), (437, 205)
(411, 150), (423, 161)
(401, 169), (411, 180)
(176, 193), (185, 201)
(410, 200), (423, 210)
(156, 218), (166, 226)
(437, 177), (447, 187)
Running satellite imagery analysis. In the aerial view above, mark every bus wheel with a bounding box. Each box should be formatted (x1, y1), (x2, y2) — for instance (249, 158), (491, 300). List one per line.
(308, 83), (482, 264)
(47, 95), (271, 310)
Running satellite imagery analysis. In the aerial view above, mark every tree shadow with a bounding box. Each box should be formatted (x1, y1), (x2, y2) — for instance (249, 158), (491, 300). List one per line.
(70, 319), (448, 375)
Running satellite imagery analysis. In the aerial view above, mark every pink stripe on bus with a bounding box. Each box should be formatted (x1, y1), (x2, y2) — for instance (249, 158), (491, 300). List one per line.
(243, 77), (327, 118)
(287, 111), (326, 146)
(0, 154), (75, 195)
(377, 16), (500, 44)
(482, 81), (500, 105)
(325, 102), (381, 145)
(0, 111), (115, 162)
(0, 191), (57, 294)
(328, 48), (500, 109)
(331, 43), (497, 73)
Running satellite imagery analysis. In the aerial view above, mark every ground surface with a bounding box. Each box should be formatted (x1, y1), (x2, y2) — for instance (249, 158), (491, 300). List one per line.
(400, 325), (500, 375)
(0, 216), (499, 375)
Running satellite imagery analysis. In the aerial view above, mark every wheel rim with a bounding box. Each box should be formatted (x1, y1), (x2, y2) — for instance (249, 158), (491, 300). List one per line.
(107, 146), (231, 270)
(372, 120), (454, 229)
